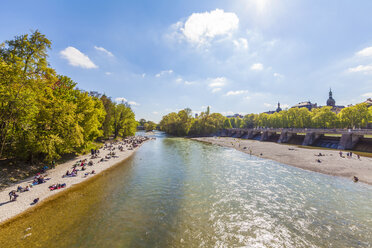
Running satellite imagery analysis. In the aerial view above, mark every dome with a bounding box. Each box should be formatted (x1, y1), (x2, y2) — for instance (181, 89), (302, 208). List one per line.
(327, 97), (335, 106)
(327, 88), (336, 107)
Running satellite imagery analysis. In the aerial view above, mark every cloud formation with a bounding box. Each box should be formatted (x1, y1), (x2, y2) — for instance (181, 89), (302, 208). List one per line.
(226, 90), (248, 96)
(177, 9), (239, 45)
(115, 97), (127, 102)
(94, 46), (114, 57)
(128, 101), (140, 106)
(250, 63), (264, 71)
(233, 38), (248, 50)
(60, 47), (97, 69)
(356, 46), (372, 57)
(208, 77), (227, 88)
(362, 92), (372, 98)
(156, 70), (173, 77)
(348, 65), (372, 73)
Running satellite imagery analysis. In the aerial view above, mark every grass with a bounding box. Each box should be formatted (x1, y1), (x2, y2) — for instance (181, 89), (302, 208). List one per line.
(364, 135), (372, 138)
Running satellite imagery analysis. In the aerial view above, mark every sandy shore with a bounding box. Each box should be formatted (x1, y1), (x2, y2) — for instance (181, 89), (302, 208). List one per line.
(0, 137), (150, 224)
(194, 137), (372, 185)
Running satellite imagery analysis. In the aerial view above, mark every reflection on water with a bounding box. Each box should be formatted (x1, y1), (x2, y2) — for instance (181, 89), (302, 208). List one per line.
(0, 133), (371, 247)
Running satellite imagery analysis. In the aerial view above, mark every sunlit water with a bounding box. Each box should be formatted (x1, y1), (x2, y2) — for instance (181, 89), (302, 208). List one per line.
(0, 132), (371, 247)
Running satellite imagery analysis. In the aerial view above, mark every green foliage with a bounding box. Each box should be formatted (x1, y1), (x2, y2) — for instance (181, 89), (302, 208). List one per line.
(223, 118), (232, 129)
(144, 121), (157, 131)
(160, 104), (372, 137)
(339, 103), (370, 128)
(0, 31), (137, 163)
(160, 107), (225, 136)
(242, 105), (370, 129)
(112, 103), (137, 138)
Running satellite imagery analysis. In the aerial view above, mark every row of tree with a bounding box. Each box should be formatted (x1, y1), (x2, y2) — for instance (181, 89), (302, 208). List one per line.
(159, 107), (225, 136)
(159, 104), (372, 136)
(0, 31), (137, 163)
(241, 104), (371, 129)
(138, 119), (157, 132)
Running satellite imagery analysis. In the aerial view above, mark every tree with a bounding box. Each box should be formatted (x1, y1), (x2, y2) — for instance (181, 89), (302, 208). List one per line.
(144, 121), (157, 132)
(112, 103), (137, 138)
(311, 107), (337, 128)
(339, 103), (370, 128)
(100, 95), (115, 138)
(0, 31), (53, 159)
(223, 118), (232, 129)
(139, 118), (147, 126)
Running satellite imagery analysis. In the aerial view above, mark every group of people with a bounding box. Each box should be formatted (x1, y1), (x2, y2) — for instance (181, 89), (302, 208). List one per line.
(7, 172), (50, 203)
(49, 183), (66, 191)
(339, 151), (361, 159)
(32, 174), (46, 185)
(5, 136), (150, 205)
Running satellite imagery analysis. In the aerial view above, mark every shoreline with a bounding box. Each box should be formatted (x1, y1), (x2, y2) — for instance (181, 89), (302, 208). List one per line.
(0, 136), (150, 225)
(193, 137), (372, 185)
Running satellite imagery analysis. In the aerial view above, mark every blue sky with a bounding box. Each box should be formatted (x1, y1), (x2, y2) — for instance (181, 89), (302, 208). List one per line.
(1, 0), (372, 121)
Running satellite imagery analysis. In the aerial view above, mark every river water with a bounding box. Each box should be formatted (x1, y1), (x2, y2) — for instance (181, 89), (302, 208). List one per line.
(0, 132), (371, 247)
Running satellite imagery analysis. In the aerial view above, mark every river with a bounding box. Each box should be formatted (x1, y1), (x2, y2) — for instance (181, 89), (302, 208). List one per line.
(0, 132), (371, 247)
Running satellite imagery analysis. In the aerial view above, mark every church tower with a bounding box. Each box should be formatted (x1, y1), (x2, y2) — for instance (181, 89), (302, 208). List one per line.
(326, 88), (336, 107)
(276, 102), (282, 112)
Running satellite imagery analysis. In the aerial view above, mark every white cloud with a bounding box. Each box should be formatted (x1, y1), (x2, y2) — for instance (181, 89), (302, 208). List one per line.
(94, 46), (114, 57)
(264, 103), (272, 107)
(175, 77), (195, 85)
(184, 80), (195, 85)
(281, 104), (290, 109)
(156, 70), (173, 77)
(178, 9), (239, 45)
(233, 38), (248, 50)
(362, 92), (372, 98)
(356, 46), (372, 57)
(142, 73), (146, 78)
(208, 77), (227, 88)
(60, 47), (97, 69)
(115, 97), (127, 103)
(226, 90), (248, 96)
(273, 72), (283, 78)
(250, 63), (263, 71)
(105, 72), (112, 75)
(211, 88), (222, 93)
(128, 101), (140, 106)
(152, 111), (159, 115)
(348, 65), (372, 73)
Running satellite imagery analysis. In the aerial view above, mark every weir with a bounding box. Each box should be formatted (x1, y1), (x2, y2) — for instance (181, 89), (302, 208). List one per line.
(220, 128), (372, 152)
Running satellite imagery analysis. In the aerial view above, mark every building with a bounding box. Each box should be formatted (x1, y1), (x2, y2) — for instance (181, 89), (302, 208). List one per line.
(276, 102), (282, 112)
(363, 98), (372, 107)
(326, 88), (336, 107)
(291, 101), (317, 110)
(264, 102), (283, 114)
(324, 88), (345, 114)
(265, 89), (347, 114)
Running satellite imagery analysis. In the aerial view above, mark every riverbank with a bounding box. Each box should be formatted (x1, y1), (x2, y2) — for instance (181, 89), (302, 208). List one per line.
(0, 136), (151, 224)
(193, 137), (372, 185)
